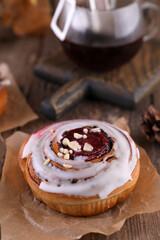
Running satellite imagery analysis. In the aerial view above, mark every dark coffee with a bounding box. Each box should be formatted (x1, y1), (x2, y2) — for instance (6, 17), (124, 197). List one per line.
(76, 0), (134, 9)
(61, 38), (143, 71)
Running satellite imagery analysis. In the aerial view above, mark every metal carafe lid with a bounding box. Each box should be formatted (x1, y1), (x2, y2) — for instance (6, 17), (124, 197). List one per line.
(77, 0), (117, 10)
(51, 0), (144, 47)
(51, 0), (117, 41)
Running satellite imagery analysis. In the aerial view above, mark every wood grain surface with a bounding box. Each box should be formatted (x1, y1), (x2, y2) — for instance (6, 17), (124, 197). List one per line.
(35, 37), (160, 118)
(0, 32), (160, 240)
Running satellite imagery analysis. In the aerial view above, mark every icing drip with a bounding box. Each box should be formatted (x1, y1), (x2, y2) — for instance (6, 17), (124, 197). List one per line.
(22, 120), (139, 199)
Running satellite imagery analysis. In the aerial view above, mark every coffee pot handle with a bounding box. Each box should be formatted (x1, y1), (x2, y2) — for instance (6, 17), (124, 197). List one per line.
(142, 2), (160, 42)
(50, 0), (76, 41)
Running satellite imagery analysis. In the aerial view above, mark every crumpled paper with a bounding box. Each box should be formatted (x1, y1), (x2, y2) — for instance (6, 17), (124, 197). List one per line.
(0, 63), (38, 133)
(0, 119), (160, 240)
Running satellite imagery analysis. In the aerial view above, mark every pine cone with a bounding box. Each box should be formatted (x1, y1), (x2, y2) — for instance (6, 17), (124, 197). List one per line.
(141, 105), (160, 143)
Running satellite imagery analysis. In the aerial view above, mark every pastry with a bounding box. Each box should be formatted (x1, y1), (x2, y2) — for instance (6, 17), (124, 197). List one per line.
(0, 82), (7, 116)
(19, 120), (140, 216)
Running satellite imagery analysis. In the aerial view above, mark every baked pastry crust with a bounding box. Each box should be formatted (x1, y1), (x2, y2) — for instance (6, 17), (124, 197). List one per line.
(0, 85), (7, 116)
(19, 122), (140, 217)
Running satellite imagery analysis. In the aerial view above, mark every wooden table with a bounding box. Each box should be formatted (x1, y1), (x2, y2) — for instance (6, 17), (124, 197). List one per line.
(0, 32), (160, 240)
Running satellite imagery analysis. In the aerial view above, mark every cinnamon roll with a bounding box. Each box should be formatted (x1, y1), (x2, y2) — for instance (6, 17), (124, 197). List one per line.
(0, 82), (7, 116)
(19, 120), (140, 216)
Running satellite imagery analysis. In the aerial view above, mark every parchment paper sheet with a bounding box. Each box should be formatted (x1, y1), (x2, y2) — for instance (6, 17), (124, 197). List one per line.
(0, 119), (160, 240)
(0, 63), (38, 133)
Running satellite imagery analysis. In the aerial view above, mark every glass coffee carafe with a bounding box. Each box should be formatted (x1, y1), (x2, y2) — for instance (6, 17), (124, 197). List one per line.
(51, 0), (159, 71)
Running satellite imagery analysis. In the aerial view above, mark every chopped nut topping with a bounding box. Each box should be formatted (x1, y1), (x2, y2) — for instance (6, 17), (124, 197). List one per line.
(61, 137), (81, 152)
(64, 153), (70, 160)
(62, 138), (70, 146)
(57, 152), (64, 158)
(43, 158), (50, 166)
(91, 128), (101, 133)
(59, 147), (64, 153)
(69, 150), (73, 154)
(63, 164), (72, 169)
(68, 141), (81, 151)
(74, 133), (83, 139)
(83, 134), (87, 139)
(63, 149), (69, 154)
(83, 128), (88, 134)
(83, 143), (93, 152)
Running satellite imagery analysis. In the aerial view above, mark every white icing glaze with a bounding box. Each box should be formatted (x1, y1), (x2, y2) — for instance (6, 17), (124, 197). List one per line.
(0, 79), (11, 86)
(22, 120), (139, 199)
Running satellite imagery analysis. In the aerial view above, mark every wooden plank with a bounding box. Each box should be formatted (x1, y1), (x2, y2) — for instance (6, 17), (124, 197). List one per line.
(0, 36), (42, 97)
(35, 39), (160, 115)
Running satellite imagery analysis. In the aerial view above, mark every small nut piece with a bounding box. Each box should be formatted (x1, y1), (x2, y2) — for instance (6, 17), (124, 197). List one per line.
(83, 143), (93, 152)
(83, 134), (87, 139)
(59, 147), (64, 153)
(63, 164), (72, 169)
(68, 141), (81, 151)
(83, 128), (88, 134)
(64, 153), (70, 160)
(91, 128), (101, 133)
(63, 149), (69, 154)
(74, 133), (83, 139)
(57, 152), (64, 158)
(62, 138), (70, 146)
(43, 158), (50, 166)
